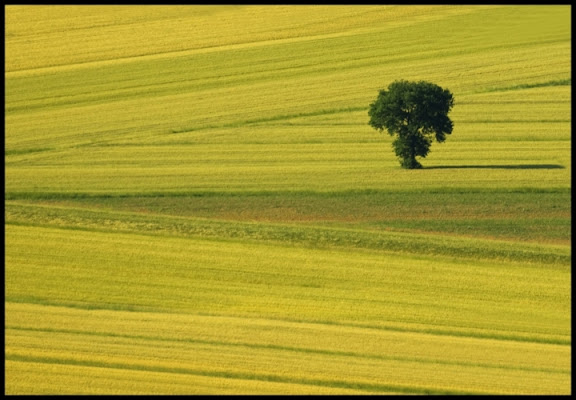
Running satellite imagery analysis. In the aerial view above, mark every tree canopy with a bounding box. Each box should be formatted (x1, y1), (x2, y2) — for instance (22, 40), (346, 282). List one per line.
(368, 80), (454, 169)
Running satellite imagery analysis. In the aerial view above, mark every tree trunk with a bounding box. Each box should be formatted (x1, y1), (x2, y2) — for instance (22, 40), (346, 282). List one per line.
(403, 134), (422, 169)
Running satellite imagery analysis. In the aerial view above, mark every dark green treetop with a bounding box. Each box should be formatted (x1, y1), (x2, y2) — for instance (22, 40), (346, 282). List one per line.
(368, 80), (454, 169)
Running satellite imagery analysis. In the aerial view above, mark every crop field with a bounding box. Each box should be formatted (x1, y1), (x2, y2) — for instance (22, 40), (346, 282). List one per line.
(5, 5), (571, 395)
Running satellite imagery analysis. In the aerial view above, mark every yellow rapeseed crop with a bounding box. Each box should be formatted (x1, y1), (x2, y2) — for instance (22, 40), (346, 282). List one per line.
(5, 5), (571, 395)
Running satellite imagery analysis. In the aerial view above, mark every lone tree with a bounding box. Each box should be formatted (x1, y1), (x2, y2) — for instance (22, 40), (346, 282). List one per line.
(368, 80), (454, 169)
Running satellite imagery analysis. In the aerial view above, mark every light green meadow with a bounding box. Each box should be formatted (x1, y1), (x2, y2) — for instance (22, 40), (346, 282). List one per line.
(5, 5), (571, 395)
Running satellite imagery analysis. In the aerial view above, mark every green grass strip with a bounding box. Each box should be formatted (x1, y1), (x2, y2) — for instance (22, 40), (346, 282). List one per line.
(484, 79), (571, 93)
(170, 106), (366, 133)
(4, 186), (570, 200)
(5, 202), (570, 265)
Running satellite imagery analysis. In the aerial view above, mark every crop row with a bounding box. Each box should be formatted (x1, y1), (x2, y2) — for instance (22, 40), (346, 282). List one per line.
(10, 5), (461, 72)
(5, 322), (569, 395)
(5, 140), (570, 195)
(6, 222), (570, 338)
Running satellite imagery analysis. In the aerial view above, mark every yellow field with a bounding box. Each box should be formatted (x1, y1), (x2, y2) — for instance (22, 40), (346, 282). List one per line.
(6, 304), (570, 395)
(5, 225), (571, 395)
(5, 5), (571, 395)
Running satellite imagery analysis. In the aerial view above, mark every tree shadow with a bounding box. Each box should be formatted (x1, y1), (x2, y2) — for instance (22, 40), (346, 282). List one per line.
(425, 164), (565, 170)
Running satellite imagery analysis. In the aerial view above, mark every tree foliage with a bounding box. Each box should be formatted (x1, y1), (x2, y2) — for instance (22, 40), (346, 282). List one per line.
(368, 80), (454, 169)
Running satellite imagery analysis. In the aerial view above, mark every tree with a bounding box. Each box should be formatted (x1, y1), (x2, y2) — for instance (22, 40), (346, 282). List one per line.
(368, 80), (454, 169)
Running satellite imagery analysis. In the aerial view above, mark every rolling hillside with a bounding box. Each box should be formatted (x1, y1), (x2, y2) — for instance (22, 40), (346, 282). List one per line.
(5, 5), (571, 395)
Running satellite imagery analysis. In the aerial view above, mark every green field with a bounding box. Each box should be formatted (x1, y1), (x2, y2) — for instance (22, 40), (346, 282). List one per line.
(5, 5), (571, 395)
